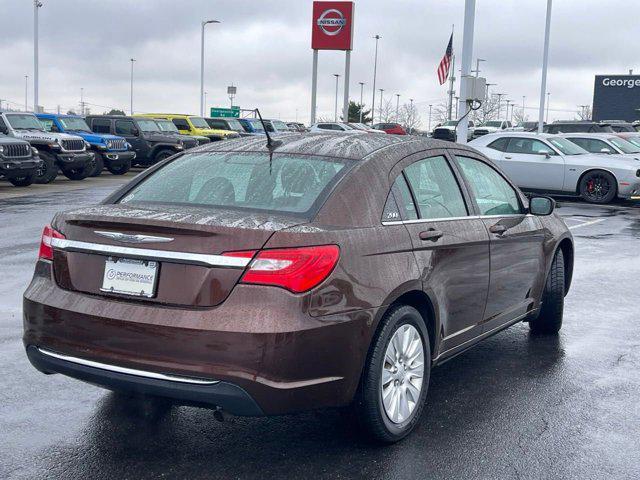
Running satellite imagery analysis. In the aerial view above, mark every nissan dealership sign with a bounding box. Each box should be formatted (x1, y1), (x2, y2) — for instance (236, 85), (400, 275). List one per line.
(593, 75), (640, 122)
(311, 1), (354, 50)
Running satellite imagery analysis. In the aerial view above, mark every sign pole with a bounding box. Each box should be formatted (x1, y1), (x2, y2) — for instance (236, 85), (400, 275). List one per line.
(311, 49), (318, 125)
(343, 50), (351, 122)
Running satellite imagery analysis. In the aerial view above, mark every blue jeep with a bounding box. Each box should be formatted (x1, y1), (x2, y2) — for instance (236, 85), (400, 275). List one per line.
(36, 114), (136, 176)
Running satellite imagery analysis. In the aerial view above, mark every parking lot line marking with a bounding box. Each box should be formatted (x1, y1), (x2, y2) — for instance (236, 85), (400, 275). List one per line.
(568, 218), (606, 230)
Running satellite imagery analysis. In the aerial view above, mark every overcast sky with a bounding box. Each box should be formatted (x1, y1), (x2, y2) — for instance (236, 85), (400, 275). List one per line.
(0, 0), (637, 126)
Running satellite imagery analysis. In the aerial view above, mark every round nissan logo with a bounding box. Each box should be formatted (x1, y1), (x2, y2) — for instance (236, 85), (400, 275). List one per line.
(317, 9), (346, 36)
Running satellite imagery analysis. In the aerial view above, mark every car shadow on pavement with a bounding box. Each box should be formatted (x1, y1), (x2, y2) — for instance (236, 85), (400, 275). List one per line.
(38, 326), (565, 480)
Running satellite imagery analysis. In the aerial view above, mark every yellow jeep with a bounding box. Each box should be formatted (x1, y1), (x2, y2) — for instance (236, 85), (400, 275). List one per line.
(138, 114), (237, 142)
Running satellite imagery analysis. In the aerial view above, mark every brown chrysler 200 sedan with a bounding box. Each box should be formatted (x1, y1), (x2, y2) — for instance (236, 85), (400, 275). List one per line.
(24, 133), (573, 442)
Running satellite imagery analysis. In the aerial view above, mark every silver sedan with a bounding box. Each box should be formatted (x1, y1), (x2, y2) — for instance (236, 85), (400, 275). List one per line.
(469, 132), (640, 204)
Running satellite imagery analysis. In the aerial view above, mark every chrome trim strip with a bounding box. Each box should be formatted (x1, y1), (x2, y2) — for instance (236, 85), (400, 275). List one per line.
(442, 323), (477, 341)
(382, 213), (533, 226)
(50, 237), (250, 268)
(37, 348), (220, 385)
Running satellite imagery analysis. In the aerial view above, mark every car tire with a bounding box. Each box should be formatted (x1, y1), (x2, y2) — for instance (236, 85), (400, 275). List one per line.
(106, 158), (131, 175)
(34, 152), (58, 184)
(89, 152), (104, 177)
(530, 249), (565, 334)
(8, 173), (36, 187)
(61, 164), (91, 181)
(153, 149), (174, 164)
(354, 304), (431, 443)
(579, 170), (617, 204)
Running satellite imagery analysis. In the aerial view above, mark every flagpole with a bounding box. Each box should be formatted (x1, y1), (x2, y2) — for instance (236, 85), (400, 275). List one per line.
(447, 24), (455, 121)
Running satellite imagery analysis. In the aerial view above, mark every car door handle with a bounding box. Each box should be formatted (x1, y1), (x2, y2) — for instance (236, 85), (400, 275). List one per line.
(504, 156), (512, 159)
(419, 229), (444, 241)
(489, 224), (508, 235)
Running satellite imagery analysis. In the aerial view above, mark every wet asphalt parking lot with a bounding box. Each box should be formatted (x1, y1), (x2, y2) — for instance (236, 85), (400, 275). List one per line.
(1, 174), (639, 480)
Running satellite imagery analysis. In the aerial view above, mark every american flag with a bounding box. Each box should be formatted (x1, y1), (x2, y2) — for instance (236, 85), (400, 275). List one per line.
(437, 33), (453, 85)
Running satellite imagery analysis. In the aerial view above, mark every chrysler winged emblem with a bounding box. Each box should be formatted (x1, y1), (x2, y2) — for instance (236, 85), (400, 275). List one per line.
(94, 231), (174, 244)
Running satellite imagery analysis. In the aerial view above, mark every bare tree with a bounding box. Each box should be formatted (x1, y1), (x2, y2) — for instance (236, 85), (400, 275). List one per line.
(576, 105), (592, 121)
(377, 98), (396, 123)
(471, 95), (501, 125)
(431, 102), (450, 126)
(399, 102), (421, 133)
(512, 108), (529, 125)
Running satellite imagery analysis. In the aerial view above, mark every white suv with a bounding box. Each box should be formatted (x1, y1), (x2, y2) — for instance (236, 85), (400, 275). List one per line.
(309, 122), (364, 134)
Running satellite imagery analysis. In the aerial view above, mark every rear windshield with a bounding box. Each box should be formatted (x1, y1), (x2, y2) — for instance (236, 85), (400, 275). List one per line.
(119, 152), (353, 217)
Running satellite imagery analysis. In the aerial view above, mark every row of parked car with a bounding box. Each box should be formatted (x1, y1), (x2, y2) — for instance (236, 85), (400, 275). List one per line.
(0, 111), (299, 187)
(433, 119), (640, 142)
(309, 121), (408, 135)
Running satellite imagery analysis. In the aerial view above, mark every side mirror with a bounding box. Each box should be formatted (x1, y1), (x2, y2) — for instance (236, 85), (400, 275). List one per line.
(131, 127), (140, 136)
(529, 196), (555, 216)
(539, 149), (553, 158)
(600, 148), (612, 154)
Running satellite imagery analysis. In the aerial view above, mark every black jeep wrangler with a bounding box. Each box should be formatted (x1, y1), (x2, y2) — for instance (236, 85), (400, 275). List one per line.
(85, 115), (186, 167)
(0, 134), (41, 187)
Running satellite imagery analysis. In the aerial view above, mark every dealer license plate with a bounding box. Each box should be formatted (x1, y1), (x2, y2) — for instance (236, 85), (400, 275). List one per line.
(100, 258), (158, 298)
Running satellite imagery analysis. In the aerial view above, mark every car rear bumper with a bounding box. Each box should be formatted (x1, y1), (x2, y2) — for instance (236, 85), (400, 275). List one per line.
(23, 260), (373, 415)
(25, 345), (263, 415)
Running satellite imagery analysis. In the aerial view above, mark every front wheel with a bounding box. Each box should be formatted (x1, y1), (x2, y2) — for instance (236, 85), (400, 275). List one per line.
(61, 164), (91, 181)
(89, 152), (104, 177)
(579, 170), (617, 204)
(8, 173), (36, 187)
(34, 152), (58, 184)
(153, 149), (174, 164)
(354, 304), (431, 443)
(530, 249), (565, 334)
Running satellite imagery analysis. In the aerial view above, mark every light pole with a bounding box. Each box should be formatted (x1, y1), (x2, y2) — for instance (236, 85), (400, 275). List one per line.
(494, 93), (505, 119)
(456, 0), (477, 144)
(537, 0), (553, 133)
(371, 35), (381, 125)
(33, 0), (42, 112)
(395, 94), (400, 122)
(200, 19), (220, 116)
(24, 75), (29, 111)
(428, 104), (433, 132)
(333, 74), (340, 121)
(546, 92), (551, 123)
(358, 82), (365, 123)
(522, 95), (526, 121)
(454, 96), (459, 118)
(505, 100), (511, 122)
(129, 58), (135, 115)
(379, 89), (384, 122)
(204, 92), (208, 111)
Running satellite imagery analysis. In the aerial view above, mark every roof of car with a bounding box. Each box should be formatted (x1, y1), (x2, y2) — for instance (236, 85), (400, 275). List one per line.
(557, 133), (616, 139)
(189, 132), (463, 160)
(476, 132), (557, 139)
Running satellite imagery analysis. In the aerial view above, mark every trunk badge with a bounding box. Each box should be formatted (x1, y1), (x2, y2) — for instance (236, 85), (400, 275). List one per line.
(94, 231), (174, 244)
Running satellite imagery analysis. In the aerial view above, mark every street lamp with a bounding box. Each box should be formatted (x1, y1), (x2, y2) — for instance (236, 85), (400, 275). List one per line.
(546, 92), (551, 123)
(395, 94), (401, 122)
(473, 58), (485, 78)
(33, 0), (43, 112)
(371, 35), (381, 125)
(129, 58), (136, 115)
(333, 74), (340, 121)
(200, 19), (220, 116)
(494, 93), (505, 119)
(428, 104), (433, 133)
(379, 89), (384, 122)
(204, 91), (208, 111)
(358, 82), (365, 123)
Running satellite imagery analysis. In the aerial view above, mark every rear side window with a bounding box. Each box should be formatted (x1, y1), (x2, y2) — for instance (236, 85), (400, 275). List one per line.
(487, 137), (509, 152)
(568, 137), (611, 154)
(382, 176), (418, 222)
(403, 156), (467, 220)
(115, 120), (136, 135)
(455, 156), (522, 215)
(119, 152), (353, 217)
(91, 118), (111, 133)
(208, 120), (228, 129)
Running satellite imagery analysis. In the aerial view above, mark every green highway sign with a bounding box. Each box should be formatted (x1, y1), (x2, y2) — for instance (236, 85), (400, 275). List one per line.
(210, 106), (240, 118)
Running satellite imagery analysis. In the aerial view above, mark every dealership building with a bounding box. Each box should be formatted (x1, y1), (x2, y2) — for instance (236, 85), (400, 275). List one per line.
(592, 74), (640, 122)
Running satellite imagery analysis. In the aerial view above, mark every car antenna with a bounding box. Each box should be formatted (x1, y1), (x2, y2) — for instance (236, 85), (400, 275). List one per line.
(255, 108), (282, 174)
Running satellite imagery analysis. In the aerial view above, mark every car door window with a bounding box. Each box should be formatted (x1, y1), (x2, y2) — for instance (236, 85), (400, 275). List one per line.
(172, 118), (190, 130)
(39, 118), (54, 131)
(91, 118), (111, 133)
(382, 176), (418, 221)
(455, 156), (523, 216)
(403, 156), (468, 219)
(506, 138), (555, 155)
(115, 120), (136, 136)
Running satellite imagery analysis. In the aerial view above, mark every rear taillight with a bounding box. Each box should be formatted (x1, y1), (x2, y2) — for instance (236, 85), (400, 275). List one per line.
(38, 225), (65, 260)
(224, 245), (340, 293)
